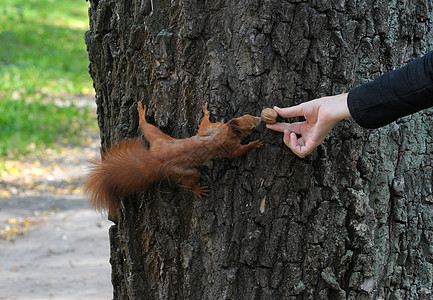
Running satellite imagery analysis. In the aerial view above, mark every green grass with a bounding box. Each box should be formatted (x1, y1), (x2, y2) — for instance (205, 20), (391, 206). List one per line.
(0, 99), (94, 157)
(0, 0), (97, 158)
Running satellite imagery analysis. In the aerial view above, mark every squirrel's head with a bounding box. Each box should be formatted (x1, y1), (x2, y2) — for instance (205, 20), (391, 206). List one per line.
(227, 115), (261, 138)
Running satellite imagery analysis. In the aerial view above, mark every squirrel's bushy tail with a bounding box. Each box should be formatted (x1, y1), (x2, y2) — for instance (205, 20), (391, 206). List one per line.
(84, 139), (163, 213)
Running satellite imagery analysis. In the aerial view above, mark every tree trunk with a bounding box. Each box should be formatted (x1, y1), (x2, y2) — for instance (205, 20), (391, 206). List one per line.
(85, 0), (433, 299)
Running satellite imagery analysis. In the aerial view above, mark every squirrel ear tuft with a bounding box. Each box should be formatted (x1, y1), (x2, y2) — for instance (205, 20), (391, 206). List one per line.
(228, 119), (243, 136)
(227, 118), (239, 127)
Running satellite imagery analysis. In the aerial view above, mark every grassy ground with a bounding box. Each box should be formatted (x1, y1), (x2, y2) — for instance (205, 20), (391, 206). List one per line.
(0, 0), (97, 159)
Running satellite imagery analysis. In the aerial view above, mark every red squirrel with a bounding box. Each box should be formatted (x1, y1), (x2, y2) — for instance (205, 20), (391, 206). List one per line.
(84, 102), (263, 214)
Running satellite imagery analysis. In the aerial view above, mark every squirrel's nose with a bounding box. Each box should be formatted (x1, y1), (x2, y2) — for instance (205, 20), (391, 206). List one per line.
(252, 116), (261, 128)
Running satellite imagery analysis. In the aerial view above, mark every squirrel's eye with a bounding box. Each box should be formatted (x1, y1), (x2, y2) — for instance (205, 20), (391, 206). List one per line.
(233, 128), (243, 136)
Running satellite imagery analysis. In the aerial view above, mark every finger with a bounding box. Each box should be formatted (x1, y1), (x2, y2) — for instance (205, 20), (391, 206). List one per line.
(284, 122), (304, 135)
(266, 122), (292, 133)
(283, 131), (303, 157)
(273, 105), (303, 118)
(283, 129), (292, 147)
(289, 132), (307, 156)
(283, 130), (300, 152)
(267, 122), (304, 134)
(284, 130), (312, 158)
(296, 135), (305, 147)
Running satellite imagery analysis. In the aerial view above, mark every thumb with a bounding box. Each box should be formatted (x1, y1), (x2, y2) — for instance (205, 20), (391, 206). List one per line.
(274, 105), (303, 118)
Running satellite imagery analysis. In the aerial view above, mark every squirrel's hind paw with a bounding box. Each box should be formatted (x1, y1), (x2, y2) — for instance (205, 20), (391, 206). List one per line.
(138, 101), (147, 119)
(180, 184), (209, 198)
(193, 185), (210, 199)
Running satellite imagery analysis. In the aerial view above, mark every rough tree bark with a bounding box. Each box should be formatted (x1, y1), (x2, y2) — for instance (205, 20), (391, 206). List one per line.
(85, 0), (433, 299)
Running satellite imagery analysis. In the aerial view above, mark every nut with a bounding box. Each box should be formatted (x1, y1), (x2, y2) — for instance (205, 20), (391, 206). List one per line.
(261, 108), (278, 124)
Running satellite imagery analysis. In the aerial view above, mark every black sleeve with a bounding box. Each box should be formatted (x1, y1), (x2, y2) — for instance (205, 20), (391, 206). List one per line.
(347, 51), (433, 129)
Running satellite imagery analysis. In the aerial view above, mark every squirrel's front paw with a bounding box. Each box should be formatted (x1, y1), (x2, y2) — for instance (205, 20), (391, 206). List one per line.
(249, 140), (264, 148)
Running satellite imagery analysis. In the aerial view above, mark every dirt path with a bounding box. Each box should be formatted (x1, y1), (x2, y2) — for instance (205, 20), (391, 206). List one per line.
(0, 195), (112, 299)
(0, 109), (113, 299)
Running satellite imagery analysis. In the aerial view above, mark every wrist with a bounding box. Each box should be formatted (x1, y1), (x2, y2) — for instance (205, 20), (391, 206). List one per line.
(323, 93), (351, 123)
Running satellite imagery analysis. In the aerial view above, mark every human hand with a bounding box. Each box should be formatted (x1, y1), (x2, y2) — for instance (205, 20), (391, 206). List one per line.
(266, 93), (350, 158)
